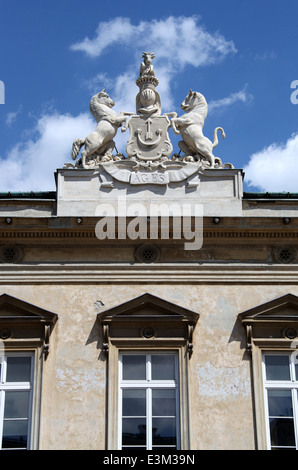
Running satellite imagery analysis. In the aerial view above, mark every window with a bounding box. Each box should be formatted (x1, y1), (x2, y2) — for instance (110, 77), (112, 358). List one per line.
(239, 294), (298, 450)
(0, 293), (58, 449)
(97, 293), (199, 449)
(263, 352), (298, 450)
(0, 353), (34, 450)
(119, 352), (179, 450)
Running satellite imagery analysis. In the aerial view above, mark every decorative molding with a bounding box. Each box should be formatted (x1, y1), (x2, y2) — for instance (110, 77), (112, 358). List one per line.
(245, 324), (253, 353)
(141, 326), (156, 339)
(0, 244), (24, 263)
(239, 293), (298, 352)
(0, 242), (293, 254)
(97, 293), (199, 358)
(272, 245), (298, 264)
(0, 327), (12, 339)
(102, 324), (109, 354)
(0, 263), (297, 284)
(1, 230), (298, 240)
(283, 327), (298, 339)
(134, 244), (161, 263)
(0, 293), (58, 359)
(43, 324), (51, 360)
(0, 242), (292, 250)
(187, 323), (195, 357)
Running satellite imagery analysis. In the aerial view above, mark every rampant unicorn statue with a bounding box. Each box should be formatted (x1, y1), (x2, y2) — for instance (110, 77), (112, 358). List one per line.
(72, 90), (131, 168)
(171, 90), (226, 168)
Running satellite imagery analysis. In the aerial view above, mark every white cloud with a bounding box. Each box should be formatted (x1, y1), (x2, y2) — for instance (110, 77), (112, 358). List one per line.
(6, 105), (22, 126)
(208, 86), (253, 113)
(254, 50), (276, 61)
(244, 133), (298, 192)
(70, 17), (139, 58)
(71, 16), (237, 113)
(71, 16), (236, 67)
(0, 113), (94, 191)
(82, 73), (112, 91)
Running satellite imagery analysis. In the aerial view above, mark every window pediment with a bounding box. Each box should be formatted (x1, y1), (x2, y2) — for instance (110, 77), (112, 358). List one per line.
(99, 293), (199, 321)
(97, 293), (199, 357)
(0, 293), (58, 359)
(0, 293), (58, 321)
(239, 294), (298, 351)
(239, 294), (298, 322)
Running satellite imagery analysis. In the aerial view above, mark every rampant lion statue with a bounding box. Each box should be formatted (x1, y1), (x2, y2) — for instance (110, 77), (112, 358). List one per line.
(72, 90), (130, 168)
(171, 90), (226, 167)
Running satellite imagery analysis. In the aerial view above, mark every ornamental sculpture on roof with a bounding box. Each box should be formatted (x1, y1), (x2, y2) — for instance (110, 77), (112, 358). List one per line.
(69, 53), (233, 178)
(171, 90), (226, 168)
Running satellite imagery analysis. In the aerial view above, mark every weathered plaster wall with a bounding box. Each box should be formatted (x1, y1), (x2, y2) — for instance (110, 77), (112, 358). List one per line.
(1, 283), (297, 449)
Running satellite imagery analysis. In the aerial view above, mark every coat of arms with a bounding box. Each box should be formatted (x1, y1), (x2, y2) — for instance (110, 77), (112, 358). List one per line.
(126, 115), (173, 161)
(69, 51), (233, 175)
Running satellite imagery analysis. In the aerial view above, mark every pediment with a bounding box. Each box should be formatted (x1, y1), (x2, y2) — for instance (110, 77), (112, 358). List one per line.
(239, 294), (298, 323)
(98, 293), (199, 358)
(0, 293), (58, 324)
(98, 293), (199, 324)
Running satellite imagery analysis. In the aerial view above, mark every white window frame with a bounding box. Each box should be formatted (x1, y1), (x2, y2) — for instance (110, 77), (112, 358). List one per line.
(0, 352), (35, 450)
(0, 293), (58, 450)
(118, 351), (180, 450)
(239, 293), (298, 449)
(262, 351), (298, 450)
(98, 293), (199, 450)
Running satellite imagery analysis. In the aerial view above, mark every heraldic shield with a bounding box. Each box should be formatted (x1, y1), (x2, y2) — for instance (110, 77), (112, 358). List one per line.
(126, 115), (173, 161)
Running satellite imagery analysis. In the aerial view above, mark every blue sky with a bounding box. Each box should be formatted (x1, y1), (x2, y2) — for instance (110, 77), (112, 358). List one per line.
(0, 0), (297, 192)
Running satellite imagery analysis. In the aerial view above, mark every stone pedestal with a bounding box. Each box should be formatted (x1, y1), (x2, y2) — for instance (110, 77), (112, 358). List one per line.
(55, 166), (244, 217)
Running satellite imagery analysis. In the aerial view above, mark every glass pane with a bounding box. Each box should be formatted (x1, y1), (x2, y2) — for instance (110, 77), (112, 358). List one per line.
(268, 390), (293, 417)
(152, 418), (176, 445)
(122, 418), (146, 445)
(152, 389), (176, 416)
(265, 355), (290, 381)
(122, 355), (146, 380)
(123, 389), (146, 416)
(4, 391), (30, 419)
(2, 420), (28, 449)
(270, 418), (295, 447)
(6, 357), (31, 382)
(152, 355), (175, 380)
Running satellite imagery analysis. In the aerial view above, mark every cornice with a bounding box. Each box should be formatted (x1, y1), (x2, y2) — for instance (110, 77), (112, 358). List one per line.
(0, 263), (297, 284)
(0, 229), (298, 240)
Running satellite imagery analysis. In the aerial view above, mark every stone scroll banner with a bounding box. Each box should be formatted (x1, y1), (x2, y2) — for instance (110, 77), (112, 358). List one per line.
(100, 161), (200, 185)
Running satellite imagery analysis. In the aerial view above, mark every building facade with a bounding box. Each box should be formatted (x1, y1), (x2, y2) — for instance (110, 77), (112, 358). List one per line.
(0, 55), (298, 450)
